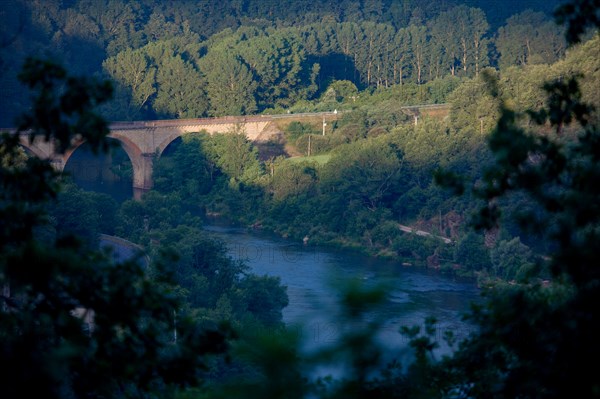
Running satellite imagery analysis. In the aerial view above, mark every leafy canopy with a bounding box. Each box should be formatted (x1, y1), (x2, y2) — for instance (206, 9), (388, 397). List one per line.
(0, 59), (228, 398)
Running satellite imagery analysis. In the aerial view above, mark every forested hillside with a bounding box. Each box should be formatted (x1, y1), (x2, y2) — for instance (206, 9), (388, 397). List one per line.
(2, 0), (600, 397)
(142, 33), (598, 283)
(1, 0), (596, 279)
(0, 0), (565, 124)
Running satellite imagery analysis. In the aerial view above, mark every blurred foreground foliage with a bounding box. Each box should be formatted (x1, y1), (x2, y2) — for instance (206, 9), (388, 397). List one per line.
(1, 0), (599, 397)
(0, 59), (230, 398)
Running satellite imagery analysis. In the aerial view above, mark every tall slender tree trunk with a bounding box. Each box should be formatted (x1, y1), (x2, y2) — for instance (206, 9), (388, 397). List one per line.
(474, 38), (480, 76)
(400, 65), (403, 85)
(367, 36), (374, 85)
(461, 38), (468, 73)
(416, 45), (423, 84)
(354, 52), (359, 83)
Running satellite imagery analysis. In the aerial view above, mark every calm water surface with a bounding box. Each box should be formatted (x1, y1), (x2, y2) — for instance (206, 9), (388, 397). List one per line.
(204, 223), (480, 354)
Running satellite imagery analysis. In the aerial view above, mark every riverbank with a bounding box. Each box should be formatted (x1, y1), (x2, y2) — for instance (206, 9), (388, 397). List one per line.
(209, 212), (461, 275)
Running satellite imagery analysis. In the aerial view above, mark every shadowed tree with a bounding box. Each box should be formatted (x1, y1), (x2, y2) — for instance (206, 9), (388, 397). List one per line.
(153, 52), (208, 118)
(435, 1), (600, 396)
(496, 10), (566, 68)
(0, 58), (228, 398)
(200, 45), (258, 116)
(102, 48), (156, 117)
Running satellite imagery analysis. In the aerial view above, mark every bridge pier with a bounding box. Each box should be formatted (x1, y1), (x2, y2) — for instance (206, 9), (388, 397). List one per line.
(133, 187), (148, 201)
(132, 153), (155, 200)
(49, 157), (67, 172)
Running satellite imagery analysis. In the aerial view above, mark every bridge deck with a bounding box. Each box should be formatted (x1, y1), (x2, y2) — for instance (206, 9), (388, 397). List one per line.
(4, 105), (450, 131)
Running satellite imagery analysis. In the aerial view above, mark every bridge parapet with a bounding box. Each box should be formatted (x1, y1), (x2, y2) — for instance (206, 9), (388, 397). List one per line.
(108, 114), (273, 130)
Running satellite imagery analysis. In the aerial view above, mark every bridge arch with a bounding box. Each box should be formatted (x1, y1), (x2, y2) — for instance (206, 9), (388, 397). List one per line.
(18, 135), (58, 165)
(18, 142), (47, 160)
(154, 130), (189, 158)
(63, 137), (134, 200)
(107, 131), (153, 198)
(61, 138), (87, 166)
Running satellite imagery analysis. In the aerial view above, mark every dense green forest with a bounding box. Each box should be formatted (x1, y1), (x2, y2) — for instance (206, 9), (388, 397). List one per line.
(1, 0), (599, 398)
(1, 0), (567, 124)
(137, 32), (597, 284)
(1, 0), (589, 281)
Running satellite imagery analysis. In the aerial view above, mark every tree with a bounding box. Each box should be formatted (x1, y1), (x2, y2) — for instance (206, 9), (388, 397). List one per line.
(153, 133), (217, 199)
(321, 135), (404, 212)
(354, 22), (395, 87)
(454, 231), (491, 272)
(200, 44), (258, 116)
(102, 38), (209, 120)
(237, 32), (306, 109)
(553, 0), (600, 44)
(237, 274), (289, 326)
(102, 48), (156, 116)
(75, 0), (143, 56)
(429, 7), (463, 77)
(142, 9), (182, 42)
(469, 7), (490, 77)
(495, 11), (566, 69)
(49, 182), (118, 245)
(392, 27), (412, 85)
(426, 5), (490, 78)
(436, 1), (600, 395)
(448, 70), (502, 138)
(0, 59), (226, 398)
(202, 125), (263, 187)
(393, 118), (457, 183)
(406, 24), (428, 84)
(154, 226), (247, 311)
(489, 237), (534, 280)
(270, 158), (318, 201)
(153, 52), (208, 118)
(324, 80), (359, 103)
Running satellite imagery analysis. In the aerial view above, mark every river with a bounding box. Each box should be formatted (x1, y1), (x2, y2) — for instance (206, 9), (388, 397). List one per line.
(74, 144), (480, 355)
(203, 222), (480, 355)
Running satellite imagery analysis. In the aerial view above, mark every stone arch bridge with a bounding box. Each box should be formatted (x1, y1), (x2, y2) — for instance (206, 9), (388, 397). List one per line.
(13, 113), (337, 198)
(11, 104), (448, 199)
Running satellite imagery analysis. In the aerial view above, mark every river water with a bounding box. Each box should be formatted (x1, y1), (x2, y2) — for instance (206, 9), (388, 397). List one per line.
(204, 222), (480, 355)
(72, 145), (480, 355)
